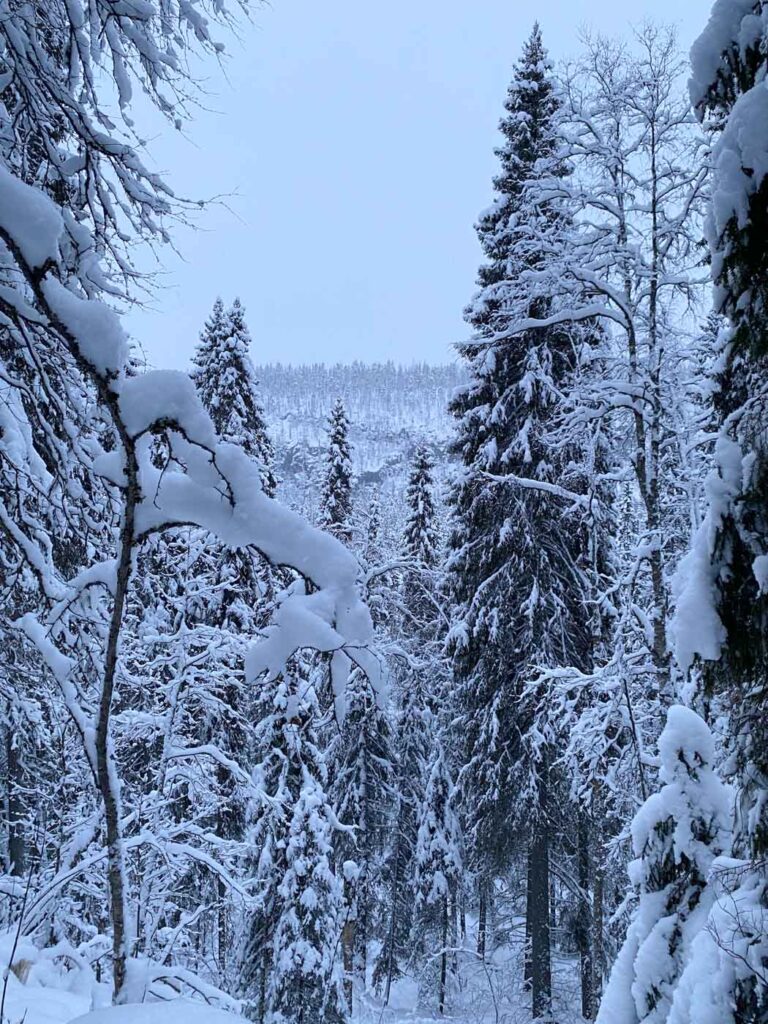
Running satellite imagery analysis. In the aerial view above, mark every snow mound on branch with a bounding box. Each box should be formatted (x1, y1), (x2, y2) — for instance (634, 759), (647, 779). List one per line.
(689, 0), (761, 103)
(658, 705), (716, 780)
(667, 859), (768, 1024)
(672, 435), (743, 673)
(41, 277), (130, 376)
(0, 163), (128, 375)
(0, 163), (62, 268)
(631, 706), (729, 881)
(119, 371), (216, 444)
(71, 1003), (244, 1024)
(709, 82), (768, 238)
(597, 707), (731, 1024)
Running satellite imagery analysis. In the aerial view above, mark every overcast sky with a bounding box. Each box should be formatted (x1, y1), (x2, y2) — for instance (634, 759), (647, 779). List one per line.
(128, 0), (705, 370)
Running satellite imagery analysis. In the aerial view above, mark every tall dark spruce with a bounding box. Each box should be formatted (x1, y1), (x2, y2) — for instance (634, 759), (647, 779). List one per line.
(447, 24), (591, 1018)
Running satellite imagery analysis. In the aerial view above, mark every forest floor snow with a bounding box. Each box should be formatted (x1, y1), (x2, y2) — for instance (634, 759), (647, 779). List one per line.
(2, 941), (588, 1024)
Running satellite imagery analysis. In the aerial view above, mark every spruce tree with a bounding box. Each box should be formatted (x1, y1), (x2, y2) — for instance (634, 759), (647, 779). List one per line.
(447, 24), (591, 1013)
(242, 669), (347, 1024)
(668, 8), (768, 1021)
(320, 399), (353, 543)
(193, 297), (277, 496)
(328, 667), (395, 1006)
(373, 449), (441, 1000)
(183, 297), (281, 980)
(595, 707), (730, 1024)
(403, 446), (439, 569)
(374, 676), (431, 1000)
(411, 737), (463, 1015)
(687, 0), (768, 864)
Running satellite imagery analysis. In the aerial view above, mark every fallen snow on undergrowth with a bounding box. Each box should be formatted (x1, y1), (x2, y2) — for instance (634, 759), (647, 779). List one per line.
(2, 929), (588, 1024)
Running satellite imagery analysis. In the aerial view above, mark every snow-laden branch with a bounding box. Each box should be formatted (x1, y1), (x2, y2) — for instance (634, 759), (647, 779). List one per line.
(0, 161), (378, 695)
(480, 470), (591, 508)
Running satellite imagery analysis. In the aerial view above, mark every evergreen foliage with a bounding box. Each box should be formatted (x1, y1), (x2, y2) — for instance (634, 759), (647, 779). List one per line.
(411, 736), (462, 1013)
(403, 446), (439, 568)
(193, 297), (277, 497)
(447, 25), (591, 959)
(596, 706), (730, 1024)
(328, 667), (396, 1002)
(320, 399), (354, 543)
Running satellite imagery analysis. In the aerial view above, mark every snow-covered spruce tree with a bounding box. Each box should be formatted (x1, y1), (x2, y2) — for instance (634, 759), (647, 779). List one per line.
(447, 23), (592, 1014)
(411, 736), (463, 1015)
(320, 399), (354, 543)
(194, 297), (277, 497)
(595, 706), (730, 1024)
(403, 446), (440, 570)
(667, 5), (768, 1021)
(374, 673), (431, 1000)
(328, 667), (396, 1007)
(262, 671), (348, 1024)
(119, 295), (281, 985)
(0, 2), (377, 1003)
(373, 451), (442, 1000)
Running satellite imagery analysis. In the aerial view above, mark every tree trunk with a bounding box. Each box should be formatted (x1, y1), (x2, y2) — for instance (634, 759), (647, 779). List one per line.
(524, 850), (533, 991)
(578, 812), (594, 1019)
(355, 879), (368, 989)
(96, 423), (141, 1003)
(342, 878), (355, 1013)
(592, 836), (605, 1013)
(450, 888), (459, 982)
(529, 779), (551, 1020)
(5, 725), (25, 877)
(477, 878), (488, 960)
(438, 897), (448, 1015)
(218, 874), (227, 977)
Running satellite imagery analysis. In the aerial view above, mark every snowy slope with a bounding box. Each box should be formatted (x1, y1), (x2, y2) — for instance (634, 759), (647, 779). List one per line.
(256, 362), (463, 534)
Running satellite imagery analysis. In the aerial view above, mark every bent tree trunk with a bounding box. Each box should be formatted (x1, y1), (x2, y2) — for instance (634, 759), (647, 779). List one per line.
(96, 433), (140, 1002)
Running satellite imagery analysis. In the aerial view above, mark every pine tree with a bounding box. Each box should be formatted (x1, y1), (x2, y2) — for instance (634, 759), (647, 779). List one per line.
(411, 737), (463, 1015)
(193, 297), (277, 497)
(596, 706), (730, 1024)
(320, 399), (353, 543)
(328, 667), (395, 1007)
(447, 25), (591, 1013)
(403, 446), (439, 569)
(260, 673), (348, 1024)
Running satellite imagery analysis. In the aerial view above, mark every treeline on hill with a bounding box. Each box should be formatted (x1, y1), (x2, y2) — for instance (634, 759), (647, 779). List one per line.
(1, 4), (767, 1024)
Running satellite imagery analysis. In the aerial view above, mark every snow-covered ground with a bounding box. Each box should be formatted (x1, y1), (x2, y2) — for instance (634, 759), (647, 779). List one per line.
(2, 930), (587, 1024)
(3, 946), (589, 1024)
(2, 976), (242, 1024)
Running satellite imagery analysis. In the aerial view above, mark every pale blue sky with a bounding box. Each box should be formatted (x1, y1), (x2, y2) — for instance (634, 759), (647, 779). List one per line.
(129, 0), (705, 369)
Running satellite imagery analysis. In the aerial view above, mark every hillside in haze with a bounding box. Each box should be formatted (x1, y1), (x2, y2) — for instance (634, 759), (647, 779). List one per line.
(257, 361), (465, 537)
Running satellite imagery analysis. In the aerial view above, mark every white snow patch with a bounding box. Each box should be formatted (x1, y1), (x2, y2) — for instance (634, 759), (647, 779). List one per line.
(41, 277), (129, 377)
(71, 1002), (243, 1024)
(119, 371), (216, 445)
(0, 163), (62, 268)
(672, 436), (743, 673)
(752, 553), (768, 593)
